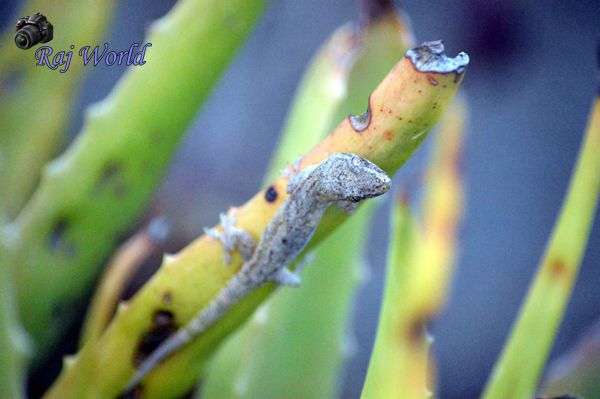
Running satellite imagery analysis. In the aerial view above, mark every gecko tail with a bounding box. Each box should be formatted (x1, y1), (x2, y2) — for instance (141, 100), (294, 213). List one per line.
(123, 328), (193, 392)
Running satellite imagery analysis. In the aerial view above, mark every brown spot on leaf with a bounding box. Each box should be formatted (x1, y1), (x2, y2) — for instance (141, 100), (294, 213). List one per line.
(49, 217), (76, 256)
(162, 292), (172, 305)
(133, 310), (178, 367)
(265, 185), (278, 203)
(548, 260), (567, 280)
(95, 162), (128, 198)
(49, 218), (68, 250)
(383, 130), (394, 141)
(103, 163), (121, 180)
(427, 75), (439, 86)
(406, 315), (428, 345)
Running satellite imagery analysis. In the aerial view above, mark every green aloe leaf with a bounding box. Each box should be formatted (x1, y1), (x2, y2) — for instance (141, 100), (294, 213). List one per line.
(482, 92), (600, 399)
(2, 0), (268, 359)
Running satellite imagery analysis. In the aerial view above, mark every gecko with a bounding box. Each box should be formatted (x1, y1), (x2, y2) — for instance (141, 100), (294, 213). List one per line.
(124, 152), (391, 391)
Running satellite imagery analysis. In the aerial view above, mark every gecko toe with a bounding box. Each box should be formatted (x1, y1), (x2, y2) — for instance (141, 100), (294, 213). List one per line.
(273, 268), (302, 287)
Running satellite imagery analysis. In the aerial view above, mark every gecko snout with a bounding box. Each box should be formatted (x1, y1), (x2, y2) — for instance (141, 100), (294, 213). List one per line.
(353, 162), (391, 200)
(321, 153), (391, 202)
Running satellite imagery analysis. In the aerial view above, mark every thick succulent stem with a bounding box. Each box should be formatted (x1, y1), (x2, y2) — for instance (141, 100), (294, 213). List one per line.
(363, 199), (424, 399)
(80, 218), (170, 347)
(202, 206), (374, 399)
(482, 94), (600, 399)
(0, 0), (116, 220)
(2, 0), (268, 359)
(201, 4), (415, 398)
(361, 97), (466, 399)
(44, 41), (468, 399)
(201, 22), (361, 399)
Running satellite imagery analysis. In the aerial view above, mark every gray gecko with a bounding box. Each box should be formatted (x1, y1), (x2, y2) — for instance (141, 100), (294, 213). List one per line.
(124, 152), (391, 391)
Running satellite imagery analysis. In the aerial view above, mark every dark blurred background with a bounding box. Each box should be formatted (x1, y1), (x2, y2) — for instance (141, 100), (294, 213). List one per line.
(1, 0), (599, 398)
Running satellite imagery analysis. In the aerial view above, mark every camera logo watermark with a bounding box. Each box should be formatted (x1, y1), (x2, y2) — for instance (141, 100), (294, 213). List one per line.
(15, 12), (53, 49)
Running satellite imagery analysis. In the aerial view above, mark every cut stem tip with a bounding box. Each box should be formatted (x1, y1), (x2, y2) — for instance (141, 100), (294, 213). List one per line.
(406, 40), (469, 75)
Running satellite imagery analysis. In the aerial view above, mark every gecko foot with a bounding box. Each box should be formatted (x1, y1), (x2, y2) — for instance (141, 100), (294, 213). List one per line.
(273, 268), (302, 287)
(204, 213), (256, 264)
(281, 156), (302, 179)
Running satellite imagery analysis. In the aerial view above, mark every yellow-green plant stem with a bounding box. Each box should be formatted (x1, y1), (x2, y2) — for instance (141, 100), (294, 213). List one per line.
(44, 44), (467, 399)
(201, 22), (360, 399)
(201, 206), (373, 399)
(80, 219), (169, 347)
(412, 98), (466, 323)
(202, 5), (415, 398)
(482, 97), (600, 399)
(0, 0), (115, 220)
(362, 198), (424, 399)
(3, 0), (268, 359)
(361, 98), (465, 399)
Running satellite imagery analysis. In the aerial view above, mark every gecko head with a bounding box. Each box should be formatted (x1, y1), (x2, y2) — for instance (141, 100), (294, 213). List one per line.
(317, 153), (391, 202)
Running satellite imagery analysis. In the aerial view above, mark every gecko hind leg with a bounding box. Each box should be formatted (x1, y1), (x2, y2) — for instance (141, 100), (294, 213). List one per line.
(273, 268), (302, 287)
(204, 213), (256, 264)
(272, 252), (315, 287)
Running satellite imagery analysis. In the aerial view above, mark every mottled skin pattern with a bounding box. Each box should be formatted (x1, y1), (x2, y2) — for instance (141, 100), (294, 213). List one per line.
(124, 153), (391, 392)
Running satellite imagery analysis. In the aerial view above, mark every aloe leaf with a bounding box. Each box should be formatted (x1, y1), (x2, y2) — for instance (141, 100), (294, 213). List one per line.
(361, 97), (466, 399)
(0, 0), (116, 220)
(482, 89), (600, 399)
(2, 0), (268, 359)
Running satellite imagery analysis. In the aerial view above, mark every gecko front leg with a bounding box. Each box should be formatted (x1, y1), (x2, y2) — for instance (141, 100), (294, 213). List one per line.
(206, 213), (300, 287)
(205, 213), (256, 264)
